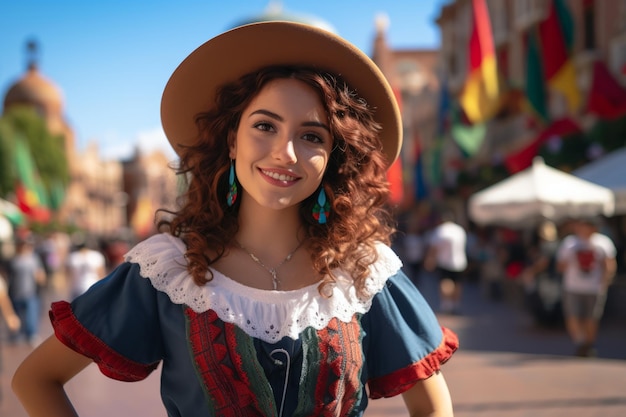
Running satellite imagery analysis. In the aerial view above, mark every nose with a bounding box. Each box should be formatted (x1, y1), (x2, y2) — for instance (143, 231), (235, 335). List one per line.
(272, 133), (297, 164)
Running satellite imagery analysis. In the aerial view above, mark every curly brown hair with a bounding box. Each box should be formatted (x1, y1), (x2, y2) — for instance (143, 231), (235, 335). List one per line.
(157, 66), (396, 297)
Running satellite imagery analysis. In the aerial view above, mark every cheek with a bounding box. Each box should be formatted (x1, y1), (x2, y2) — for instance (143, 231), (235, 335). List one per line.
(308, 154), (330, 178)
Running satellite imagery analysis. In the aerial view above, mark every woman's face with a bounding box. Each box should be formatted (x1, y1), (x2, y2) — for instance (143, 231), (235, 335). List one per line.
(230, 78), (334, 211)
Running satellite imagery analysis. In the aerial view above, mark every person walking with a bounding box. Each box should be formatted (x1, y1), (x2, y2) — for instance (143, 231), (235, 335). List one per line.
(13, 21), (458, 417)
(6, 236), (45, 347)
(522, 221), (562, 326)
(424, 210), (468, 314)
(556, 217), (616, 357)
(402, 206), (429, 286)
(65, 236), (106, 300)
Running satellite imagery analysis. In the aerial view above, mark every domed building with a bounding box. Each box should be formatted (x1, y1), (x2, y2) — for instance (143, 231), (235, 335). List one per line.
(2, 40), (125, 236)
(3, 41), (75, 164)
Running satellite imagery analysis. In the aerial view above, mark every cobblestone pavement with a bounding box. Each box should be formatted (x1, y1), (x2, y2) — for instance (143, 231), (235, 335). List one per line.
(2, 272), (625, 416)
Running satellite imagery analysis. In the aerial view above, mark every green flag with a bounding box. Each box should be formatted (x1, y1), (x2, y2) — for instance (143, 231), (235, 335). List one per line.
(525, 31), (549, 122)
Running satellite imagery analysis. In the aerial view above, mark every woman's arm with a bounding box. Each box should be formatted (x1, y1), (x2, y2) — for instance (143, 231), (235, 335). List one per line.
(12, 335), (93, 417)
(402, 371), (454, 417)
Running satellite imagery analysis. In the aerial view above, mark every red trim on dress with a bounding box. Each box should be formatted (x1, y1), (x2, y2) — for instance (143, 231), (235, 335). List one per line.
(49, 301), (159, 382)
(306, 316), (364, 416)
(185, 308), (268, 416)
(368, 326), (459, 399)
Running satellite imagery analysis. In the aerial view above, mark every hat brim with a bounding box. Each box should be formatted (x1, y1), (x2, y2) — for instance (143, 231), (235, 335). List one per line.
(160, 21), (402, 166)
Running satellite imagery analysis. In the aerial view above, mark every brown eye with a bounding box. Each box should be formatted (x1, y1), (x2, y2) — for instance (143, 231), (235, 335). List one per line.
(254, 122), (274, 132)
(302, 133), (323, 144)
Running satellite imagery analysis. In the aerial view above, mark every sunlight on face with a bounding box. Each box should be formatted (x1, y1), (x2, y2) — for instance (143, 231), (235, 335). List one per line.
(230, 78), (333, 212)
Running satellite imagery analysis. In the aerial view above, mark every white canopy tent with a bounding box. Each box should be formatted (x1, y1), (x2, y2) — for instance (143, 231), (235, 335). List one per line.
(469, 157), (615, 228)
(572, 147), (626, 214)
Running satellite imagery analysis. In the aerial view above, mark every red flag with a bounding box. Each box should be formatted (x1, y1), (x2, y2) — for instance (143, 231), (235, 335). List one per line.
(13, 139), (51, 222)
(586, 60), (626, 119)
(387, 157), (404, 205)
(459, 0), (500, 123)
(504, 118), (581, 173)
(386, 88), (404, 205)
(538, 0), (581, 112)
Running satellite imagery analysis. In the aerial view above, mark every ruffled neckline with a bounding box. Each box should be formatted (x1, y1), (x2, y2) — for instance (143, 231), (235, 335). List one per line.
(125, 233), (402, 343)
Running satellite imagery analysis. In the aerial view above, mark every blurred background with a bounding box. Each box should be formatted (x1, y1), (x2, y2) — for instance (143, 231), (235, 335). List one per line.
(1, 0), (626, 416)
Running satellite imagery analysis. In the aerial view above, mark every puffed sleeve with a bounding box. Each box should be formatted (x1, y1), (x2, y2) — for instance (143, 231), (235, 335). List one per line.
(362, 270), (458, 398)
(49, 262), (163, 382)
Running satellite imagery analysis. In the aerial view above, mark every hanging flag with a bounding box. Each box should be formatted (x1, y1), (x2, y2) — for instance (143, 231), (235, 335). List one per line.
(437, 76), (452, 136)
(425, 139), (444, 188)
(538, 0), (581, 112)
(503, 117), (581, 173)
(524, 31), (549, 123)
(386, 88), (404, 205)
(452, 123), (487, 157)
(412, 140), (428, 200)
(451, 105), (487, 157)
(586, 60), (626, 119)
(459, 0), (501, 123)
(13, 138), (50, 222)
(387, 157), (404, 205)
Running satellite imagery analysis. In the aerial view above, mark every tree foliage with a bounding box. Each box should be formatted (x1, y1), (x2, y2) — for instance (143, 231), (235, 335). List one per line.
(0, 106), (69, 201)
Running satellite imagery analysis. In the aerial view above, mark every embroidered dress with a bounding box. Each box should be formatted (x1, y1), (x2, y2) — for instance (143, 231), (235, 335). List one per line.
(50, 233), (458, 417)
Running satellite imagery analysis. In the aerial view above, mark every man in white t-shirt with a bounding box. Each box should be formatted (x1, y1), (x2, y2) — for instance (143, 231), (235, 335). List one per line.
(424, 210), (468, 314)
(65, 237), (106, 300)
(557, 218), (616, 357)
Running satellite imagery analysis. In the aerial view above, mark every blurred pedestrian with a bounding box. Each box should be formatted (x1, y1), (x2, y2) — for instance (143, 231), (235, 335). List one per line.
(13, 21), (457, 417)
(424, 209), (468, 314)
(522, 221), (562, 326)
(556, 217), (616, 357)
(6, 235), (46, 347)
(102, 238), (130, 273)
(478, 228), (508, 301)
(65, 235), (106, 300)
(402, 208), (428, 286)
(35, 232), (61, 290)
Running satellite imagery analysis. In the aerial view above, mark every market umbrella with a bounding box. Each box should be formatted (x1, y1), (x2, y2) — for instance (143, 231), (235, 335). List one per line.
(468, 157), (615, 227)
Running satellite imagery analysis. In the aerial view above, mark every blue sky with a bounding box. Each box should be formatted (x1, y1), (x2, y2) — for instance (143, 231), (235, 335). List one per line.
(1, 0), (449, 160)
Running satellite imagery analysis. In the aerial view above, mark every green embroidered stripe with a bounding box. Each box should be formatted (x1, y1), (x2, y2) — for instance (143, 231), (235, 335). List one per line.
(233, 326), (277, 417)
(293, 326), (322, 416)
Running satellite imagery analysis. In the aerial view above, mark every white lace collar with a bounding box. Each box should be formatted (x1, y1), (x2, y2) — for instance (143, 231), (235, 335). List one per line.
(125, 233), (402, 343)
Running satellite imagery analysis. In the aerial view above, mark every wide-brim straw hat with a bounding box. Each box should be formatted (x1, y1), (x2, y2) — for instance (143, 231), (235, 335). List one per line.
(161, 21), (402, 166)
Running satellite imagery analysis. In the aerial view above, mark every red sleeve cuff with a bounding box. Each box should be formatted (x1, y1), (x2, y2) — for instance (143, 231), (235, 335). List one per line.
(50, 301), (159, 382)
(368, 326), (459, 399)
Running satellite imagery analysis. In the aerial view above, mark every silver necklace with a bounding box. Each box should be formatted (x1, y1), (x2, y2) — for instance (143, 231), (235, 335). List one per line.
(236, 240), (303, 290)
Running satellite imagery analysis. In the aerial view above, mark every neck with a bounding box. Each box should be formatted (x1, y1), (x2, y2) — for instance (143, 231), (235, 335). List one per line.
(236, 196), (304, 258)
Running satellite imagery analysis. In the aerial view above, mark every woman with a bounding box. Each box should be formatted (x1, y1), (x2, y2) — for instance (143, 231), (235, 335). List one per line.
(13, 21), (458, 416)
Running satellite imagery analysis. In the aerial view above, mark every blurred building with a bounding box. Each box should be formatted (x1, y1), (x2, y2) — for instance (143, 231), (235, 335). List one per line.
(123, 149), (179, 240)
(1, 40), (178, 239)
(371, 14), (440, 209)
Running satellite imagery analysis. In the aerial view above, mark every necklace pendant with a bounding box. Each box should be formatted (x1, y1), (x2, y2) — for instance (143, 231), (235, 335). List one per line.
(270, 269), (279, 290)
(236, 239), (302, 292)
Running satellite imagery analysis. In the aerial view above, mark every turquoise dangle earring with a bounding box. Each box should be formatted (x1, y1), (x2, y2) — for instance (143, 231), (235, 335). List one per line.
(226, 160), (238, 207)
(312, 186), (330, 224)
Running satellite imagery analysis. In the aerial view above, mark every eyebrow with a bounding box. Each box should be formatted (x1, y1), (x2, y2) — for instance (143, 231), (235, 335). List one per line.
(249, 109), (330, 132)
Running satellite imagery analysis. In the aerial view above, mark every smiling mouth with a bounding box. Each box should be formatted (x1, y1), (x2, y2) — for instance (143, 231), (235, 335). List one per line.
(261, 169), (298, 182)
